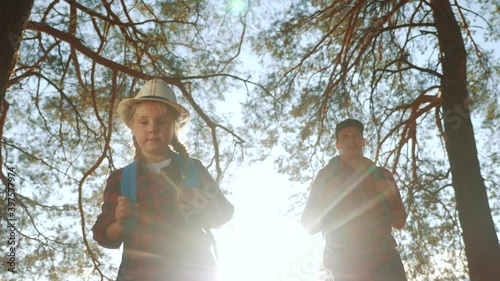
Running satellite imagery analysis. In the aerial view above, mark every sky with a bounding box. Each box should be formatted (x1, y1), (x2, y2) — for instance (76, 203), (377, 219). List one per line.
(214, 161), (323, 281)
(197, 6), (329, 277)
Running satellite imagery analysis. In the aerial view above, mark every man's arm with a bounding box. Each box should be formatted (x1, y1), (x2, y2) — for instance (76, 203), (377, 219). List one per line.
(301, 169), (329, 235)
(374, 169), (407, 229)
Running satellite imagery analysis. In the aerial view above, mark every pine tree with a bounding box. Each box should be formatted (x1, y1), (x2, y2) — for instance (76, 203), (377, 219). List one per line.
(246, 1), (500, 280)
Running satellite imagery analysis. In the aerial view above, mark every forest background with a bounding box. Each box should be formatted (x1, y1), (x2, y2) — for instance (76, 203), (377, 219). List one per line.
(0, 0), (499, 281)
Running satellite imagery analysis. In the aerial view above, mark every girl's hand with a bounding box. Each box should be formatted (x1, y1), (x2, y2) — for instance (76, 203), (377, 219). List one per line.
(115, 196), (134, 224)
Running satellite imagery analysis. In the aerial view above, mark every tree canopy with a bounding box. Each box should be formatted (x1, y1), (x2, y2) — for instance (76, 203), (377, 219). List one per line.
(1, 0), (499, 281)
(244, 0), (500, 280)
(1, 0), (253, 280)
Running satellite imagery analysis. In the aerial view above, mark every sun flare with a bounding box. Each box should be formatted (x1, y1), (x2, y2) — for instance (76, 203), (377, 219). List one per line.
(215, 162), (325, 281)
(227, 0), (247, 15)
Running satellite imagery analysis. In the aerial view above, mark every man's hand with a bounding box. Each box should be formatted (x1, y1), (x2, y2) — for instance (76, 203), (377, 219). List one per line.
(374, 179), (407, 229)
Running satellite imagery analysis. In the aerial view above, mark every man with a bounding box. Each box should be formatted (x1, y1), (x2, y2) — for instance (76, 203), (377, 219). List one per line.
(301, 119), (408, 281)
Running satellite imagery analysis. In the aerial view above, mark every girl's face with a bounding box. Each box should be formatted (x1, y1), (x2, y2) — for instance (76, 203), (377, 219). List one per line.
(130, 101), (177, 163)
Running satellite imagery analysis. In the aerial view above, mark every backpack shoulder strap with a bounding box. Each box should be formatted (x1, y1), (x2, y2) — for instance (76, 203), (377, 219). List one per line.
(174, 154), (200, 189)
(120, 161), (138, 204)
(120, 161), (137, 237)
(319, 156), (341, 184)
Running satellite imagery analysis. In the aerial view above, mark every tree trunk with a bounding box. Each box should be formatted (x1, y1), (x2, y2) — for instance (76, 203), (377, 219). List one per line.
(431, 0), (500, 280)
(0, 0), (34, 102)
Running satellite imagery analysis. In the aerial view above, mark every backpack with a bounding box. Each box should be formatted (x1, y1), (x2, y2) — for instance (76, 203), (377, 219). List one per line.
(119, 153), (218, 260)
(120, 153), (199, 205)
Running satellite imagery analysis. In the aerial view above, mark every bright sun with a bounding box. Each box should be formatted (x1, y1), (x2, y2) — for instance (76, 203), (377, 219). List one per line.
(214, 162), (326, 281)
(227, 0), (247, 15)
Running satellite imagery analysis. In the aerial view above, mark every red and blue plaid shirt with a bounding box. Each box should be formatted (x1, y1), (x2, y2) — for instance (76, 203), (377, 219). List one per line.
(92, 157), (234, 281)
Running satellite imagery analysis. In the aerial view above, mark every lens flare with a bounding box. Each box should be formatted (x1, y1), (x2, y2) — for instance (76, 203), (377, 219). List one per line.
(227, 0), (247, 15)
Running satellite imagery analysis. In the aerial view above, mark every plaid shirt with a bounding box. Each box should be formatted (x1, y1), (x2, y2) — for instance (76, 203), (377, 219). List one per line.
(302, 156), (407, 278)
(92, 157), (234, 281)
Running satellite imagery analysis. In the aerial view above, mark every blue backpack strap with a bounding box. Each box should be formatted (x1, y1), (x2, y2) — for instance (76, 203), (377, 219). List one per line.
(120, 161), (137, 237)
(175, 153), (200, 189)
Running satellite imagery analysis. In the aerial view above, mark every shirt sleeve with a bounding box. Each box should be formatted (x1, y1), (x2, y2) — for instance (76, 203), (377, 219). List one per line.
(192, 159), (234, 228)
(91, 169), (124, 249)
(301, 167), (330, 235)
(381, 169), (407, 230)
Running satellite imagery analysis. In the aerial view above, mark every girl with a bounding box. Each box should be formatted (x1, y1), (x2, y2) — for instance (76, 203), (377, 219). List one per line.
(92, 78), (234, 281)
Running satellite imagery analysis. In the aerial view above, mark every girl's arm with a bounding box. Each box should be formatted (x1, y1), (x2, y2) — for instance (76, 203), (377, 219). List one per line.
(181, 160), (234, 228)
(92, 170), (126, 249)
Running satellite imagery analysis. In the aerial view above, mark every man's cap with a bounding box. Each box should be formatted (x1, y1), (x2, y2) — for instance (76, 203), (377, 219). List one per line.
(335, 118), (364, 138)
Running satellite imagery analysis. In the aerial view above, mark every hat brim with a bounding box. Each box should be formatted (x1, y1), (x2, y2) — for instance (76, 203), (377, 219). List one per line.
(117, 97), (190, 128)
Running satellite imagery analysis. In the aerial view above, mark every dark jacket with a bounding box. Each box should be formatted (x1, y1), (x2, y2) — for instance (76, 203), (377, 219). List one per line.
(301, 156), (407, 273)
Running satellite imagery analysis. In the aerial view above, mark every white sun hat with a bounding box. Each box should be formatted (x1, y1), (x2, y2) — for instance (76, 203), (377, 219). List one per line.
(117, 78), (190, 128)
